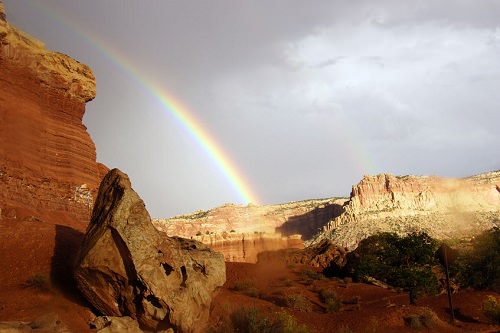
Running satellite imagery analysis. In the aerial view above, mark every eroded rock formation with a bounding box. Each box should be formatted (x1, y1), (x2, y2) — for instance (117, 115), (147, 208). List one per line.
(310, 171), (500, 249)
(0, 3), (103, 223)
(153, 198), (345, 262)
(257, 239), (348, 271)
(74, 169), (225, 333)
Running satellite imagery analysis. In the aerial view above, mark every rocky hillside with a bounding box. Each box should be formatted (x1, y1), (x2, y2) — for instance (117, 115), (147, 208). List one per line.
(309, 171), (500, 249)
(154, 199), (345, 239)
(153, 198), (346, 262)
(0, 4), (105, 223)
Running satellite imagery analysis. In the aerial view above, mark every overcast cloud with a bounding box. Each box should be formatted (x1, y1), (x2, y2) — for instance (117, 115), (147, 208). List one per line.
(4, 0), (500, 217)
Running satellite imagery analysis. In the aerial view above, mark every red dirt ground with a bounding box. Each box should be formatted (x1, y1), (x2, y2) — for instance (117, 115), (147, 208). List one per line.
(1, 214), (499, 333)
(208, 258), (500, 333)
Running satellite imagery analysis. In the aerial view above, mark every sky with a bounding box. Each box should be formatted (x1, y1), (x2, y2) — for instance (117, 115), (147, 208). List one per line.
(4, 0), (500, 218)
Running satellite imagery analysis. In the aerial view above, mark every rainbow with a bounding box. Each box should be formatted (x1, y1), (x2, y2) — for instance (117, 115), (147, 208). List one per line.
(30, 3), (258, 205)
(138, 79), (259, 205)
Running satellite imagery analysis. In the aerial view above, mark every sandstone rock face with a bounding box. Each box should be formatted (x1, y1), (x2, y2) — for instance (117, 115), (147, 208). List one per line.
(74, 169), (225, 333)
(310, 172), (500, 249)
(91, 316), (144, 333)
(0, 3), (101, 223)
(153, 199), (345, 262)
(257, 239), (347, 271)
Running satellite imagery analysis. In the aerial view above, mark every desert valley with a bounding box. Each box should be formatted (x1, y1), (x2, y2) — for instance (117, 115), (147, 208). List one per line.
(1, 2), (500, 332)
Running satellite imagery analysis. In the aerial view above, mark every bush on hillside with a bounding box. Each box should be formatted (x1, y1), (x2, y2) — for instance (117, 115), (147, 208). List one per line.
(482, 295), (500, 323)
(22, 273), (49, 291)
(346, 231), (439, 303)
(208, 306), (311, 333)
(451, 227), (500, 292)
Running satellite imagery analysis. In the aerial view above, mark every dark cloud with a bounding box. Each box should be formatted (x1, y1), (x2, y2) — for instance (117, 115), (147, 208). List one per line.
(3, 0), (499, 216)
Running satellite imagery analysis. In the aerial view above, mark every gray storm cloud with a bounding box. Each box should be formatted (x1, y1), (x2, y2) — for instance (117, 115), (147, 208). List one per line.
(4, 0), (500, 216)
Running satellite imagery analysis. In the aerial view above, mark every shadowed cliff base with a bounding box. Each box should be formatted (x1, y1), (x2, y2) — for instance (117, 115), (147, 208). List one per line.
(276, 202), (344, 240)
(51, 224), (89, 307)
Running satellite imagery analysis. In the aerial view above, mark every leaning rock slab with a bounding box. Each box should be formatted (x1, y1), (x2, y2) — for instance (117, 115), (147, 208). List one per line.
(74, 169), (226, 333)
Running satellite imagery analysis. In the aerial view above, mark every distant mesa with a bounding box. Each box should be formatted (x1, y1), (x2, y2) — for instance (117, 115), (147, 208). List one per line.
(153, 198), (347, 263)
(154, 171), (500, 257)
(309, 171), (500, 249)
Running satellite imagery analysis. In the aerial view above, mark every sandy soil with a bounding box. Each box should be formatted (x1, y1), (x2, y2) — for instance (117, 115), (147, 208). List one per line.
(0, 214), (499, 333)
(0, 211), (93, 332)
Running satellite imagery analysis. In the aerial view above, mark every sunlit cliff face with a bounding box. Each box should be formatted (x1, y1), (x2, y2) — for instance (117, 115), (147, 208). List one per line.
(314, 172), (500, 249)
(210, 234), (303, 263)
(0, 7), (101, 223)
(153, 199), (344, 262)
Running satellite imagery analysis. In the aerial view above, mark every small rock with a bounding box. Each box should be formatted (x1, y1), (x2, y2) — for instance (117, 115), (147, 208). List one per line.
(92, 316), (143, 333)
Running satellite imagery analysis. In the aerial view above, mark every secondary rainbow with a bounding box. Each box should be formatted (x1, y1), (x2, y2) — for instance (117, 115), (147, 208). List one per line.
(32, 3), (259, 205)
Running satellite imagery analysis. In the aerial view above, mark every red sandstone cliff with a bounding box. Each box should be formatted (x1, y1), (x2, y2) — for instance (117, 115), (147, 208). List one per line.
(0, 5), (104, 224)
(310, 171), (500, 249)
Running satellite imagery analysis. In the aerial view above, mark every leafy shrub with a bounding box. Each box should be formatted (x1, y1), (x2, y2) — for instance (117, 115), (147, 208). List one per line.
(403, 308), (436, 329)
(347, 232), (439, 303)
(189, 210), (209, 219)
(404, 315), (422, 329)
(419, 307), (436, 328)
(451, 227), (500, 291)
(286, 294), (313, 312)
(22, 273), (49, 291)
(231, 280), (260, 298)
(273, 312), (311, 333)
(209, 306), (311, 333)
(318, 288), (342, 312)
(299, 268), (325, 283)
(482, 295), (500, 323)
(230, 307), (266, 333)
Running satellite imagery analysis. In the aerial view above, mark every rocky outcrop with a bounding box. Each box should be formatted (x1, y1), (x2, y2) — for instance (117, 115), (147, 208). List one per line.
(209, 232), (303, 263)
(310, 171), (500, 249)
(154, 199), (345, 238)
(257, 239), (348, 271)
(91, 316), (145, 333)
(0, 2), (101, 223)
(74, 169), (225, 333)
(153, 198), (346, 262)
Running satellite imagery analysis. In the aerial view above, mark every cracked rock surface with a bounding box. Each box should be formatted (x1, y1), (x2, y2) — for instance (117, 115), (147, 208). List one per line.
(74, 169), (225, 333)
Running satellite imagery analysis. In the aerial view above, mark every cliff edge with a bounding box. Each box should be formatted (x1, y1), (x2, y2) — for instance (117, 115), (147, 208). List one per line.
(310, 171), (500, 249)
(0, 2), (104, 223)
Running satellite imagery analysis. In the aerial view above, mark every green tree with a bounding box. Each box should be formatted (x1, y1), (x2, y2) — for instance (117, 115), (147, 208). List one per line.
(452, 227), (500, 291)
(348, 232), (439, 304)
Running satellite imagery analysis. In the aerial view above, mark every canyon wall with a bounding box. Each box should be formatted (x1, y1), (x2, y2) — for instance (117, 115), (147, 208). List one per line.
(0, 5), (104, 224)
(153, 198), (346, 262)
(310, 172), (500, 249)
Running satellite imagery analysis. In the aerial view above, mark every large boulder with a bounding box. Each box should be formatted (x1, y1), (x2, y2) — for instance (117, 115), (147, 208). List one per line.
(74, 169), (226, 333)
